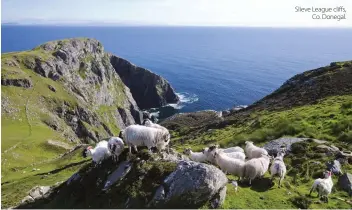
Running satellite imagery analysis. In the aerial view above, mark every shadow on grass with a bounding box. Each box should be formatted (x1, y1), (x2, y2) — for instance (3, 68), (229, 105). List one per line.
(34, 159), (90, 176)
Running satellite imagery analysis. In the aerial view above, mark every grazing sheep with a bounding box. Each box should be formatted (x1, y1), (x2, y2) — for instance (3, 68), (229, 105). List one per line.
(270, 151), (287, 187)
(108, 137), (125, 162)
(183, 148), (207, 163)
(143, 119), (170, 152)
(243, 154), (271, 185)
(121, 125), (170, 154)
(214, 151), (245, 180)
(204, 146), (246, 163)
(310, 171), (334, 202)
(222, 146), (245, 154)
(245, 141), (268, 159)
(82, 140), (111, 165)
(210, 144), (244, 153)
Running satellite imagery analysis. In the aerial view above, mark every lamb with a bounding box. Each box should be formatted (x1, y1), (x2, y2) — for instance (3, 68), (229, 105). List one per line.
(213, 151), (245, 180)
(108, 137), (125, 162)
(183, 148), (207, 163)
(204, 146), (245, 163)
(270, 151), (287, 187)
(82, 140), (111, 165)
(120, 124), (170, 154)
(309, 171), (334, 202)
(245, 141), (268, 159)
(243, 154), (271, 185)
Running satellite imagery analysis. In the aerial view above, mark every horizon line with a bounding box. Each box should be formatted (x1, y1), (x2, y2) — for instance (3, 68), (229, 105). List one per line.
(2, 22), (352, 29)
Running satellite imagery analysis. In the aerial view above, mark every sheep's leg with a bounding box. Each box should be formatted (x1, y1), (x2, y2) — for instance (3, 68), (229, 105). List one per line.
(278, 176), (283, 188)
(134, 146), (138, 152)
(129, 146), (132, 154)
(238, 177), (241, 181)
(249, 179), (252, 186)
(309, 187), (314, 196)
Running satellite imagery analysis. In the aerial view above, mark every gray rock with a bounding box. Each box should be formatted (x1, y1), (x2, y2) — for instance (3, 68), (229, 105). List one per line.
(326, 160), (342, 175)
(316, 145), (339, 156)
(338, 173), (352, 196)
(1, 78), (32, 88)
(110, 54), (179, 109)
(149, 161), (228, 208)
(102, 161), (132, 191)
(263, 137), (308, 155)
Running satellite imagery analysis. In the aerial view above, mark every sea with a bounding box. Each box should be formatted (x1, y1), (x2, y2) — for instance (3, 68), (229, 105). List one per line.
(2, 26), (352, 119)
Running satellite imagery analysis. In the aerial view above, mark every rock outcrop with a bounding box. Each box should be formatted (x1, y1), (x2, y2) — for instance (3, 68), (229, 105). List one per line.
(110, 54), (179, 109)
(1, 38), (178, 143)
(148, 161), (228, 208)
(16, 149), (227, 209)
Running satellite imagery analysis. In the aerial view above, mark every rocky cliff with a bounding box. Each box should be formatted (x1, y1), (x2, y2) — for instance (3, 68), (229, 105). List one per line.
(2, 38), (178, 143)
(110, 54), (179, 109)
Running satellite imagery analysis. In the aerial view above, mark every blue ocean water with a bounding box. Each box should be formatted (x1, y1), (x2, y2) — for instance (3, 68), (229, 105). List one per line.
(2, 26), (352, 117)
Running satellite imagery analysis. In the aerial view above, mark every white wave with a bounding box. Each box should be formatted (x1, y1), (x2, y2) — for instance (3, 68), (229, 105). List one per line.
(163, 92), (198, 110)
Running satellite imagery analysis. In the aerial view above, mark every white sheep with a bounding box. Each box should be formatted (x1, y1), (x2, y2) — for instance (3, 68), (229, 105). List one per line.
(245, 141), (268, 159)
(120, 125), (170, 154)
(270, 151), (287, 187)
(108, 137), (125, 162)
(143, 119), (171, 152)
(222, 146), (245, 154)
(82, 140), (111, 165)
(143, 119), (168, 131)
(183, 148), (207, 163)
(204, 146), (245, 163)
(214, 151), (245, 180)
(210, 144), (244, 153)
(309, 171), (334, 202)
(243, 154), (271, 185)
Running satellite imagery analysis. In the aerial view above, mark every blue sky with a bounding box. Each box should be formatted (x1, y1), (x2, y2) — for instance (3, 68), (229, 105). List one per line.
(2, 0), (352, 27)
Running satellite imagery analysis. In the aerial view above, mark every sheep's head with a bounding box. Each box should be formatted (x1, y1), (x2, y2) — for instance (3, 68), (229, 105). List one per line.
(184, 148), (191, 155)
(323, 170), (332, 178)
(118, 130), (124, 139)
(143, 119), (152, 126)
(213, 151), (220, 159)
(82, 146), (93, 158)
(208, 145), (218, 151)
(245, 141), (253, 145)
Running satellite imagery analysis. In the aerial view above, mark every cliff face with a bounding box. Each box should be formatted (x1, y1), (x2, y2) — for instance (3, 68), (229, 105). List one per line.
(1, 38), (179, 185)
(110, 55), (179, 109)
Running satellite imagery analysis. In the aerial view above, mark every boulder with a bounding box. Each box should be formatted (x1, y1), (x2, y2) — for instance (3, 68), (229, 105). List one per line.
(148, 161), (228, 208)
(263, 137), (308, 156)
(1, 78), (32, 88)
(338, 173), (352, 196)
(326, 160), (342, 175)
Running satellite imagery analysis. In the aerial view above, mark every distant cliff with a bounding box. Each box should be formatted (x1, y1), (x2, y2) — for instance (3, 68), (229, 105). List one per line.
(1, 37), (178, 146)
(110, 54), (179, 109)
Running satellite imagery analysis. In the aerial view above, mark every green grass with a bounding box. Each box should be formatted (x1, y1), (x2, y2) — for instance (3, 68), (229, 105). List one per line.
(170, 95), (352, 209)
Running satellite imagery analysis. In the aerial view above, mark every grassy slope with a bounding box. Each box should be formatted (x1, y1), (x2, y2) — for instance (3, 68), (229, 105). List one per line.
(1, 46), (125, 207)
(171, 95), (352, 209)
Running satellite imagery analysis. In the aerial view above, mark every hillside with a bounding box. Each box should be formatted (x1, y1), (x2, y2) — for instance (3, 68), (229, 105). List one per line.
(1, 40), (352, 209)
(1, 38), (179, 207)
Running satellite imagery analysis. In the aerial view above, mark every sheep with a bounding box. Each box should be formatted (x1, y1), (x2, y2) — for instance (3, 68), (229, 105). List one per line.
(108, 137), (125, 162)
(245, 141), (268, 159)
(183, 148), (207, 163)
(143, 119), (167, 131)
(213, 151), (245, 180)
(209, 144), (244, 153)
(243, 154), (271, 185)
(204, 146), (245, 163)
(270, 151), (287, 187)
(309, 171), (334, 202)
(120, 124), (170, 154)
(143, 119), (170, 152)
(82, 140), (111, 165)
